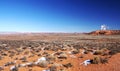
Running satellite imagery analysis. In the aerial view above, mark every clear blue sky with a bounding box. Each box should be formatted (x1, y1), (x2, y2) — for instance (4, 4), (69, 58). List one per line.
(0, 0), (120, 32)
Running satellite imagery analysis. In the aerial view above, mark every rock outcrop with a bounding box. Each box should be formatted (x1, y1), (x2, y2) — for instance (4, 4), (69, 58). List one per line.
(88, 30), (120, 35)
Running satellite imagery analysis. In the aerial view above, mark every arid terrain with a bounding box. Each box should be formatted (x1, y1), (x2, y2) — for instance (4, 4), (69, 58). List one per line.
(0, 31), (120, 71)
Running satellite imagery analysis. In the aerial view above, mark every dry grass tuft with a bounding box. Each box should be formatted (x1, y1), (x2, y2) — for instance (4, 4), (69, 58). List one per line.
(92, 56), (108, 64)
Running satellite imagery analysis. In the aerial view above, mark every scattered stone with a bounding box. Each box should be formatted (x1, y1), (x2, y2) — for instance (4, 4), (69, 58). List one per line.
(42, 69), (50, 71)
(35, 57), (47, 64)
(80, 59), (92, 66)
(10, 65), (18, 71)
(37, 60), (48, 68)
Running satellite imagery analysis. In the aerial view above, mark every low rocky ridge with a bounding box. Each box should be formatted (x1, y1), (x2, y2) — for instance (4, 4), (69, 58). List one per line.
(88, 30), (120, 35)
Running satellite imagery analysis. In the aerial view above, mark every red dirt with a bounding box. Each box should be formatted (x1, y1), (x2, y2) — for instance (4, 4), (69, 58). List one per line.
(0, 33), (120, 71)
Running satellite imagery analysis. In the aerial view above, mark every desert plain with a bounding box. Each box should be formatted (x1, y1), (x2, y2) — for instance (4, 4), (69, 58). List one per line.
(0, 32), (120, 71)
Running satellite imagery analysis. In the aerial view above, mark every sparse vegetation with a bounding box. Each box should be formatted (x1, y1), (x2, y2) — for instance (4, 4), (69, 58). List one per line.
(92, 56), (108, 64)
(0, 33), (119, 71)
(63, 63), (72, 68)
(71, 49), (80, 54)
(58, 53), (68, 59)
(49, 64), (57, 71)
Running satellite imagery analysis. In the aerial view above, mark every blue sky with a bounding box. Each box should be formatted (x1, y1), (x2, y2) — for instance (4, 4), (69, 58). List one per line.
(0, 0), (120, 32)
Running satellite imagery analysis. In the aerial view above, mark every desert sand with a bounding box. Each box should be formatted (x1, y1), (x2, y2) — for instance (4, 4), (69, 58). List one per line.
(0, 32), (120, 71)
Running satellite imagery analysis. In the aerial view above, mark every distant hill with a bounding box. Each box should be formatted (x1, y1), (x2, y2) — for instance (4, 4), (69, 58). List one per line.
(87, 30), (120, 35)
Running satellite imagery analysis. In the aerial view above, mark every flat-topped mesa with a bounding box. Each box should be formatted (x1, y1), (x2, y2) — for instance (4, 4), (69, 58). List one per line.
(88, 30), (120, 35)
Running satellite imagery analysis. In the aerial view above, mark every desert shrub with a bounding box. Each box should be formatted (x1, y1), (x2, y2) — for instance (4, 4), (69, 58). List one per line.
(19, 56), (27, 62)
(20, 56), (26, 60)
(44, 47), (51, 50)
(54, 52), (63, 56)
(58, 53), (67, 59)
(0, 66), (4, 70)
(108, 49), (120, 55)
(106, 42), (120, 55)
(4, 62), (15, 66)
(58, 69), (65, 71)
(92, 56), (108, 64)
(101, 57), (108, 64)
(61, 48), (67, 51)
(73, 44), (83, 50)
(63, 63), (72, 68)
(1, 53), (7, 56)
(49, 63), (63, 71)
(24, 51), (29, 55)
(100, 48), (109, 56)
(37, 54), (42, 56)
(79, 55), (84, 58)
(93, 50), (102, 55)
(83, 50), (89, 54)
(109, 50), (115, 55)
(71, 49), (80, 54)
(42, 52), (49, 55)
(47, 55), (56, 61)
(92, 56), (102, 64)
(51, 48), (59, 51)
(37, 61), (48, 68)
(67, 44), (72, 47)
(93, 48), (109, 56)
(49, 65), (57, 71)
(9, 53), (15, 58)
(101, 48), (108, 51)
(15, 48), (23, 53)
(0, 56), (3, 60)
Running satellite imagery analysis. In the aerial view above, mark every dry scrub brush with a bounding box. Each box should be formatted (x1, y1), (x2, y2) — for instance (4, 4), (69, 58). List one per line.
(92, 56), (108, 64)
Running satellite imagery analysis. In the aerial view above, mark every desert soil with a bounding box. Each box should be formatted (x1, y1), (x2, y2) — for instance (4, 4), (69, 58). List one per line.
(0, 33), (120, 71)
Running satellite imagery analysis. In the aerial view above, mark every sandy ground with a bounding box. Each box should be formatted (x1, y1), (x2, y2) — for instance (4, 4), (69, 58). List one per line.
(0, 33), (120, 71)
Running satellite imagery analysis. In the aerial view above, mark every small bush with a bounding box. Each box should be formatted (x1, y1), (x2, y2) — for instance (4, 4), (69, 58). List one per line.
(79, 55), (83, 58)
(92, 56), (108, 64)
(93, 50), (102, 55)
(83, 50), (88, 54)
(61, 48), (67, 51)
(63, 63), (72, 68)
(101, 48), (109, 56)
(93, 48), (109, 56)
(49, 65), (57, 71)
(58, 53), (67, 59)
(0, 56), (3, 60)
(19, 56), (27, 62)
(47, 55), (56, 61)
(71, 49), (80, 54)
(92, 56), (102, 64)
